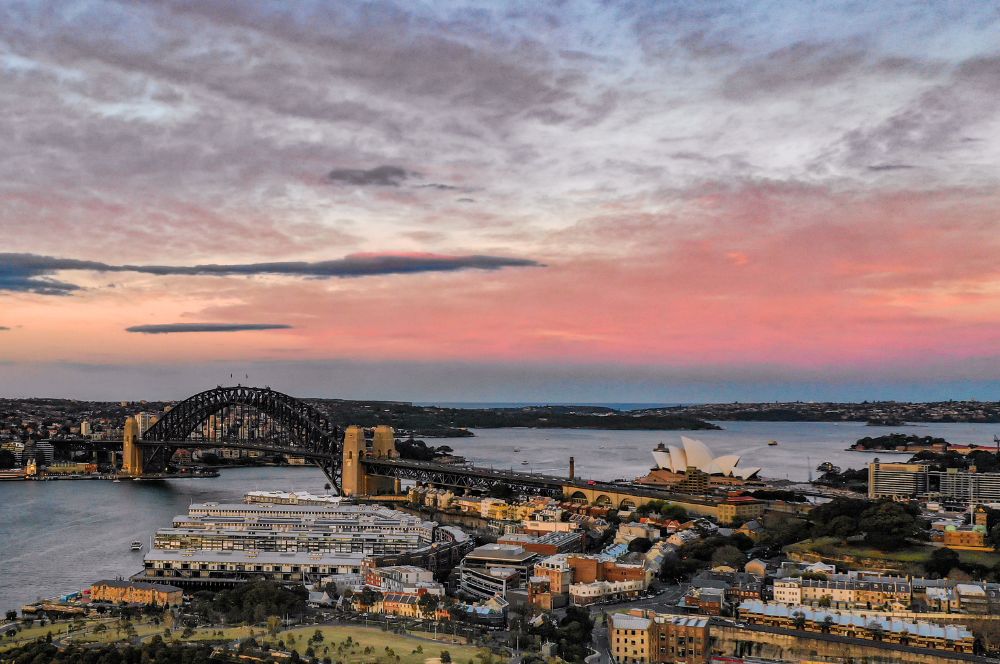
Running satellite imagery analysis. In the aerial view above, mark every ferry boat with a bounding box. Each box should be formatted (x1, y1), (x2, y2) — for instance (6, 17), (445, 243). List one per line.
(130, 541), (143, 551)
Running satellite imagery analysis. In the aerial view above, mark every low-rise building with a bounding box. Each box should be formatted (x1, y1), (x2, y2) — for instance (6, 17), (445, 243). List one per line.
(773, 575), (911, 610)
(90, 580), (182, 607)
(608, 610), (710, 664)
(615, 522), (661, 544)
(497, 531), (582, 555)
(737, 600), (976, 654)
(716, 495), (765, 526)
(942, 526), (989, 549)
(570, 579), (644, 605)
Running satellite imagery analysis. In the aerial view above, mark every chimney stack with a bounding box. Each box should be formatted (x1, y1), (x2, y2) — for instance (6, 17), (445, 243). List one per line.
(569, 456), (575, 480)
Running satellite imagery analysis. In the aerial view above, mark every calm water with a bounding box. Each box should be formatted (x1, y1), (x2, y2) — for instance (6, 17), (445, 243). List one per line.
(4, 421), (1000, 612)
(0, 466), (329, 613)
(451, 421), (1000, 484)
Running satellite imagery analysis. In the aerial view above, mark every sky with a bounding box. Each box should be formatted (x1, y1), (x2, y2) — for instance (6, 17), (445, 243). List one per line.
(2, 1), (1000, 402)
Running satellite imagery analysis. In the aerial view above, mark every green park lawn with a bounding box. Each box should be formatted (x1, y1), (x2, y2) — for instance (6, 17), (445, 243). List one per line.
(270, 625), (488, 664)
(4, 618), (489, 664)
(0, 622), (71, 653)
(788, 537), (1000, 572)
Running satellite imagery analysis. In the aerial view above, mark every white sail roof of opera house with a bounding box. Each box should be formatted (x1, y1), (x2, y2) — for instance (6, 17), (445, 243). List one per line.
(652, 437), (760, 479)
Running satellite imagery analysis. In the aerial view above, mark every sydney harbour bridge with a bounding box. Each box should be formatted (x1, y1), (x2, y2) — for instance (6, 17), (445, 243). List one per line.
(135, 385), (584, 497)
(55, 385), (670, 508)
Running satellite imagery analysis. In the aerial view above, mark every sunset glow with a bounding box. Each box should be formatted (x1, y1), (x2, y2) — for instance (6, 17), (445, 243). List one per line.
(2, 2), (1000, 400)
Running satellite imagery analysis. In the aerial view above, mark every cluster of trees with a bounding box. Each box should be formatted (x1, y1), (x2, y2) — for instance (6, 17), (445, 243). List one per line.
(748, 489), (808, 503)
(526, 606), (594, 663)
(813, 467), (868, 493)
(925, 547), (1000, 582)
(190, 581), (306, 624)
(4, 637), (221, 664)
(808, 498), (924, 550)
(632, 499), (688, 521)
(853, 434), (949, 450)
(912, 449), (1000, 473)
(660, 533), (754, 582)
(0, 449), (17, 469)
(395, 437), (454, 461)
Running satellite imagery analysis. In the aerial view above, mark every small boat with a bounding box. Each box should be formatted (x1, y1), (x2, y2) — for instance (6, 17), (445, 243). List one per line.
(521, 460), (530, 465)
(767, 440), (778, 446)
(130, 541), (143, 551)
(513, 448), (520, 452)
(112, 478), (121, 483)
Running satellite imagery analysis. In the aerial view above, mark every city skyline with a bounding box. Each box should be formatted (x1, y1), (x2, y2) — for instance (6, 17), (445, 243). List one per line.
(3, 2), (1000, 401)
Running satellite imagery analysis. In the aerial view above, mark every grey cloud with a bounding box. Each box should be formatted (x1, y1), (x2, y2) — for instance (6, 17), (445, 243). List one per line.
(721, 42), (867, 100)
(0, 252), (542, 294)
(416, 183), (460, 191)
(126, 323), (292, 334)
(868, 163), (916, 171)
(328, 165), (411, 187)
(835, 55), (1000, 169)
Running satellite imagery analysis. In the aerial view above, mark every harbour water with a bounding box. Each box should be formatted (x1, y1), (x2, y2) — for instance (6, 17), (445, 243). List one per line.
(3, 420), (1000, 612)
(449, 421), (1000, 484)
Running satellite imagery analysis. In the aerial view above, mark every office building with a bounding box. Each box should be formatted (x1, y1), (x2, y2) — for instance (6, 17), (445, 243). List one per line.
(869, 459), (1000, 506)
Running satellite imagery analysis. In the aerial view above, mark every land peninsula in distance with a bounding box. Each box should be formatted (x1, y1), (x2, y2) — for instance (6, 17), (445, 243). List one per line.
(5, 397), (1000, 442)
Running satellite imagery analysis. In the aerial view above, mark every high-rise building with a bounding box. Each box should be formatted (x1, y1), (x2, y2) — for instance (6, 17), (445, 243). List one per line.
(868, 459), (1000, 506)
(134, 411), (159, 435)
(80, 420), (91, 437)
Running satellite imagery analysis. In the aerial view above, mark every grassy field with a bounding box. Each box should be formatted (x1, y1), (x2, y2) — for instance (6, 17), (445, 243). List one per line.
(787, 537), (1000, 572)
(0, 622), (70, 653)
(270, 625), (487, 664)
(3, 618), (489, 664)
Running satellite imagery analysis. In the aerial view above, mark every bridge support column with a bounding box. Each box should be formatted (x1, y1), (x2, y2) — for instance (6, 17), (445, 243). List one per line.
(342, 426), (366, 496)
(369, 425), (398, 494)
(122, 416), (143, 476)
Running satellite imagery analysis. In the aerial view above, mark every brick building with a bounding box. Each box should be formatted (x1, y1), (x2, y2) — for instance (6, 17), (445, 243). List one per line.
(90, 580), (182, 607)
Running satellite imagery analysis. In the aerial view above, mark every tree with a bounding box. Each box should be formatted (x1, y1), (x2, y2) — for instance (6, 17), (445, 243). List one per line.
(792, 612), (806, 631)
(418, 593), (440, 619)
(858, 501), (922, 550)
(4, 610), (15, 622)
(817, 595), (832, 608)
(0, 450), (16, 469)
(989, 524), (1000, 551)
(627, 537), (652, 553)
(440, 651), (452, 663)
(925, 547), (961, 578)
(821, 616), (835, 633)
(710, 545), (745, 568)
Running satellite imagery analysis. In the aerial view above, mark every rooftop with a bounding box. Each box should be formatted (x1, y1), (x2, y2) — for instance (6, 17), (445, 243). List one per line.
(92, 579), (182, 593)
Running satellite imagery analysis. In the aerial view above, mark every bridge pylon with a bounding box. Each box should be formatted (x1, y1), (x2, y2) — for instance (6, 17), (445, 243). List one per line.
(122, 416), (143, 476)
(341, 425), (399, 496)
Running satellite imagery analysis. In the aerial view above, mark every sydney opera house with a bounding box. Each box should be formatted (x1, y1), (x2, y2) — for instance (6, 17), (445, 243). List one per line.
(638, 436), (761, 490)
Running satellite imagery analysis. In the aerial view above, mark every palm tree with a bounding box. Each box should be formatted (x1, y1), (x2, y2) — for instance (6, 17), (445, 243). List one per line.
(821, 616), (835, 634)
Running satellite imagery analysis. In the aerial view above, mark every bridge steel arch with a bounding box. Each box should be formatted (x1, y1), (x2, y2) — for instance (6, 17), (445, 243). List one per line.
(140, 386), (342, 491)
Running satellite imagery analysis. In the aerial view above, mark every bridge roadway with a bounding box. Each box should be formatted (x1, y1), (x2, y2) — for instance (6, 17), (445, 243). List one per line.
(43, 438), (827, 505)
(360, 457), (721, 507)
